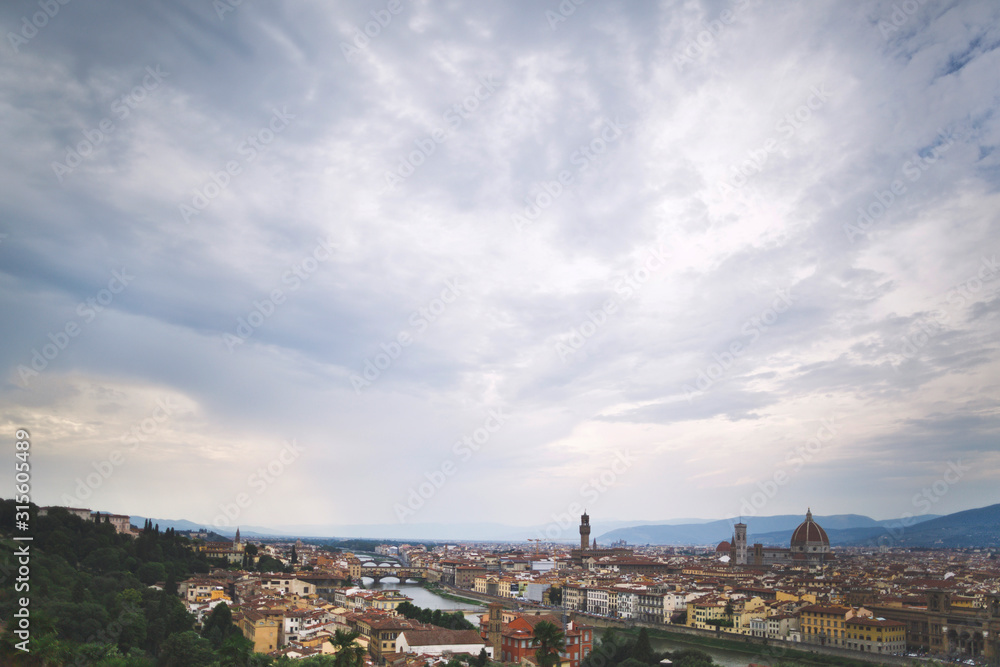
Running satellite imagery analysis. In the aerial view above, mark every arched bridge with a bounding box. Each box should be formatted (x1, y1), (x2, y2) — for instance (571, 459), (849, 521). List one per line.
(349, 562), (428, 583)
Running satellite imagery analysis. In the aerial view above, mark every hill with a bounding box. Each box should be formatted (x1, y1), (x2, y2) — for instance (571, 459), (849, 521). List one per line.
(597, 513), (938, 546)
(846, 503), (1000, 548)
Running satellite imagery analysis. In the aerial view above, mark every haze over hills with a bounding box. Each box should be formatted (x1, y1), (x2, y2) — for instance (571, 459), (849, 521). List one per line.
(125, 517), (678, 542)
(846, 502), (1000, 549)
(596, 514), (942, 546)
(126, 504), (999, 547)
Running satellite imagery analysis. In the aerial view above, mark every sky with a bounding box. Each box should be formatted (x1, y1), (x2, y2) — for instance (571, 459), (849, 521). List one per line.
(1, 0), (999, 538)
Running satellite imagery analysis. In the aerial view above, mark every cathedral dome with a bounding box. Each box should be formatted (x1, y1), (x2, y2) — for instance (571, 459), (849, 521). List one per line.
(790, 509), (829, 548)
(716, 540), (731, 553)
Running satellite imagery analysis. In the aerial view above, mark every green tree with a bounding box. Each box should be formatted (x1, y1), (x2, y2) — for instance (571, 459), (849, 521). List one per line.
(531, 620), (565, 667)
(201, 602), (237, 649)
(156, 630), (215, 667)
(218, 633), (255, 667)
(329, 629), (365, 667)
(630, 627), (655, 664)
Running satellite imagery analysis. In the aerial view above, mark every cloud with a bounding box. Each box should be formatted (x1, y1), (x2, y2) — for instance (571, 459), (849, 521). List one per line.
(1, 0), (999, 530)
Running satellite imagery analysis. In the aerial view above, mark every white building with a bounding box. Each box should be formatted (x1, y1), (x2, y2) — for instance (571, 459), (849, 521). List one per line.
(396, 629), (492, 658)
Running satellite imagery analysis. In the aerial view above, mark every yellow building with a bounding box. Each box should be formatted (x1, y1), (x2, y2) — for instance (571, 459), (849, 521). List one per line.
(799, 604), (860, 648)
(239, 610), (280, 653)
(731, 597), (767, 635)
(686, 595), (728, 630)
(372, 590), (410, 611)
(845, 617), (907, 654)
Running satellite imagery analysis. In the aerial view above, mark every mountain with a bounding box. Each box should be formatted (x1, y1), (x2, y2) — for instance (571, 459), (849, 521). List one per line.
(123, 517), (685, 542)
(596, 514), (939, 546)
(748, 517), (942, 547)
(845, 503), (1000, 549)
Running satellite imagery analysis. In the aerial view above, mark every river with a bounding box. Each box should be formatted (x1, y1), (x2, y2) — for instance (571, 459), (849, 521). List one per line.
(364, 580), (486, 625)
(599, 628), (826, 667)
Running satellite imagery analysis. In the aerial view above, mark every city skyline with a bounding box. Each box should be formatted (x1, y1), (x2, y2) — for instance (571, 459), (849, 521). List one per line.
(2, 1), (999, 529)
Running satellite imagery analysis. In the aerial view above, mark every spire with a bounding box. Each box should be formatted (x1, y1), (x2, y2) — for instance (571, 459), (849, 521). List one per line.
(234, 527), (241, 545)
(806, 508), (812, 521)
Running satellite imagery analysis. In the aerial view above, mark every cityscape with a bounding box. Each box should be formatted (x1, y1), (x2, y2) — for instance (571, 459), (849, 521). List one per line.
(3, 0), (1000, 666)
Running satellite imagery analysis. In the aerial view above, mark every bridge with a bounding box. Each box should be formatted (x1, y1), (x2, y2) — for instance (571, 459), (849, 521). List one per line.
(348, 562), (428, 584)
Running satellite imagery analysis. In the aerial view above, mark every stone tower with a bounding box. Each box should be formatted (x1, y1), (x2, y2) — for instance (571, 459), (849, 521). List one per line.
(733, 522), (747, 565)
(487, 602), (503, 653)
(579, 512), (591, 552)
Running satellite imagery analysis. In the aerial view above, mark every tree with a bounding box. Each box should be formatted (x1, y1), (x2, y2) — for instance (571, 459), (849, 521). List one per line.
(531, 620), (565, 667)
(630, 627), (655, 664)
(291, 544), (298, 564)
(472, 647), (489, 667)
(329, 629), (365, 667)
(201, 602), (237, 649)
(157, 630), (215, 666)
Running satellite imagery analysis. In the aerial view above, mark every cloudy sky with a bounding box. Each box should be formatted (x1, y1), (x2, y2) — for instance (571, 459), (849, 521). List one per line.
(2, 0), (999, 537)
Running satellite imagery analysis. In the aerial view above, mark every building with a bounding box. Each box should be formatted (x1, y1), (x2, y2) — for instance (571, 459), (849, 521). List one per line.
(569, 513), (634, 566)
(789, 509), (834, 565)
(870, 591), (1000, 659)
(38, 506), (135, 536)
(732, 522), (748, 566)
(799, 604), (864, 648)
(844, 617), (907, 654)
(396, 629), (491, 658)
(493, 614), (591, 667)
(238, 609), (281, 653)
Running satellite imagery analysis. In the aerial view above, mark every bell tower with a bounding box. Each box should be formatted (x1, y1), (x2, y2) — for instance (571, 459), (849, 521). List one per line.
(579, 512), (591, 552)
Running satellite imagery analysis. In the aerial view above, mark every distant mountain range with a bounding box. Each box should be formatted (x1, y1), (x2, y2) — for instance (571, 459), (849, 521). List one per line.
(844, 503), (1000, 549)
(596, 513), (941, 546)
(125, 516), (680, 542)
(123, 502), (1000, 547)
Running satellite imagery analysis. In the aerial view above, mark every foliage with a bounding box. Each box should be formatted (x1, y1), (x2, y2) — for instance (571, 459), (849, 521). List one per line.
(396, 601), (477, 630)
(201, 602), (239, 649)
(0, 501), (209, 662)
(630, 627), (655, 664)
(531, 620), (565, 667)
(329, 629), (366, 667)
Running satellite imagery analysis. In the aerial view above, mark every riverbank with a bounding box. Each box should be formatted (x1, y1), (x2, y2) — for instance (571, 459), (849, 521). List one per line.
(612, 626), (924, 667)
(421, 582), (487, 607)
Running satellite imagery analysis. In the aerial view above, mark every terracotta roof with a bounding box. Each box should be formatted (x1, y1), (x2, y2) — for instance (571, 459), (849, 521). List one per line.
(790, 509), (829, 546)
(399, 629), (485, 647)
